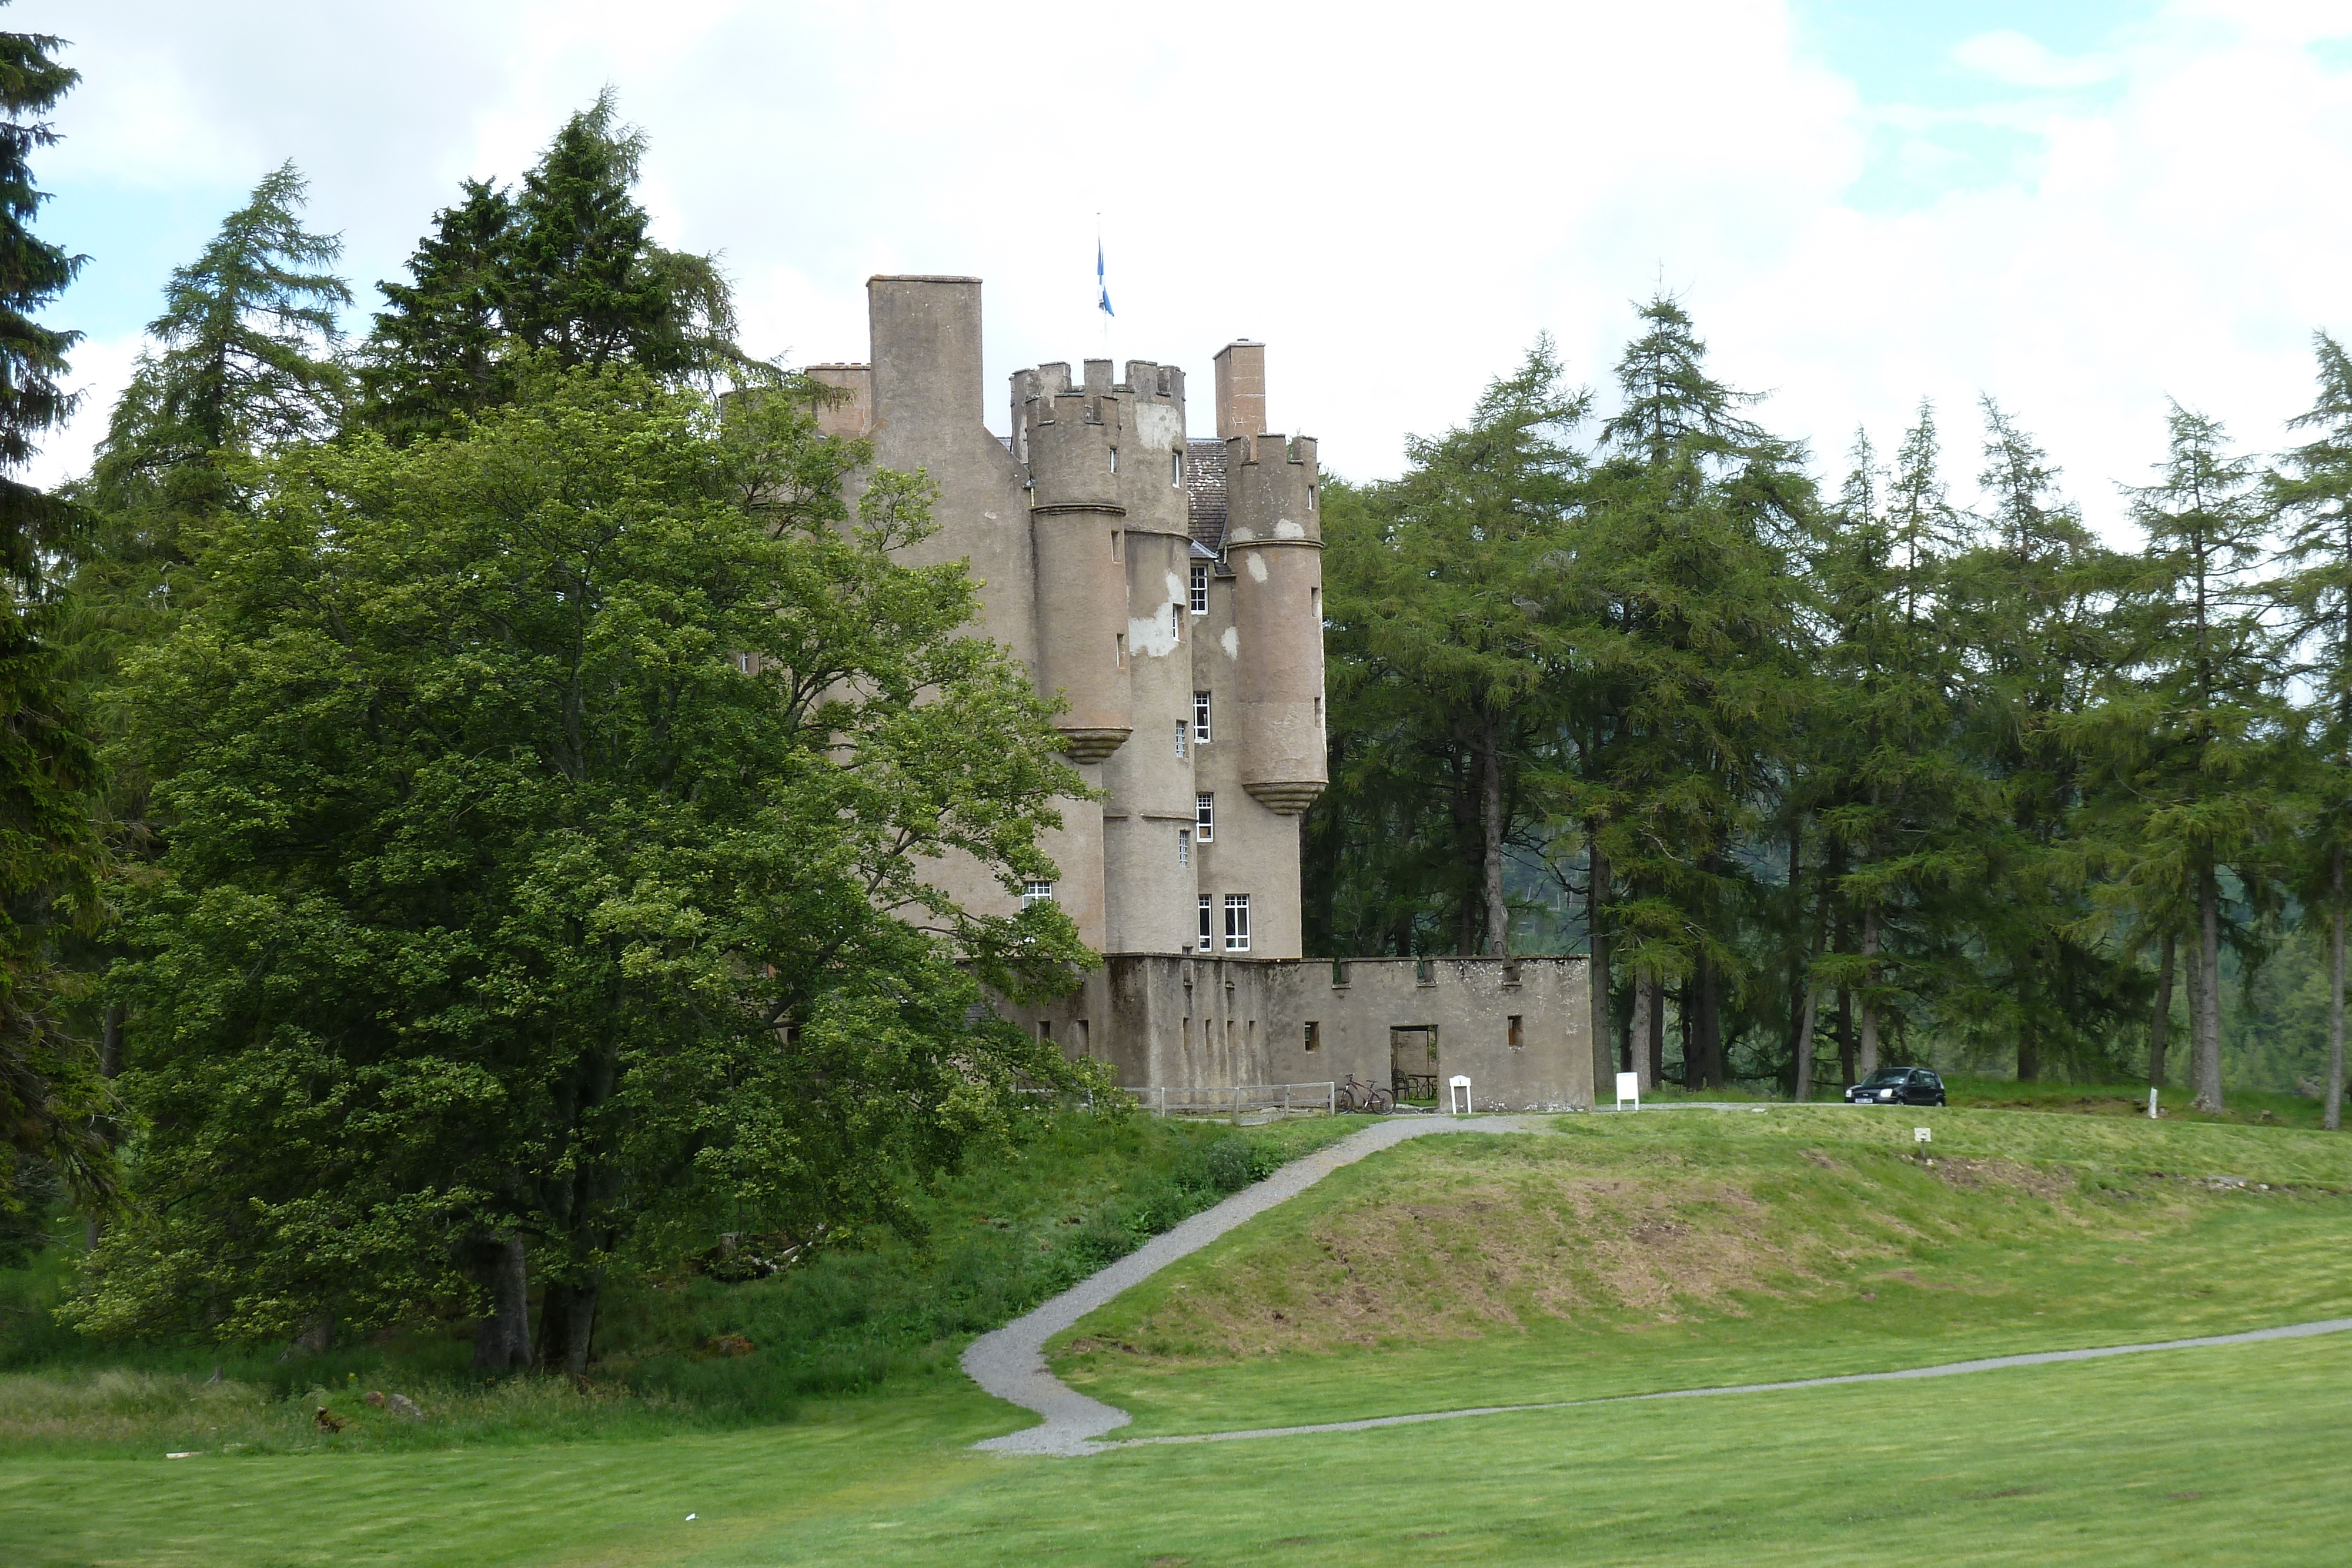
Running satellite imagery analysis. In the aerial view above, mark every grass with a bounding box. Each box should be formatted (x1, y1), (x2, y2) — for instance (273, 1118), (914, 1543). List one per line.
(0, 1110), (1365, 1456)
(5, 1104), (2350, 1565)
(6, 1333), (2348, 1565)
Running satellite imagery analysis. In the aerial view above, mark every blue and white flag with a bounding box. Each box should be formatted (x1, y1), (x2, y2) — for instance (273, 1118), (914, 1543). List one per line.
(1097, 238), (1114, 318)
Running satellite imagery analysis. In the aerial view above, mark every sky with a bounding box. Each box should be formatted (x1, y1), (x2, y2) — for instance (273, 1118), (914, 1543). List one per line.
(22, 0), (2352, 541)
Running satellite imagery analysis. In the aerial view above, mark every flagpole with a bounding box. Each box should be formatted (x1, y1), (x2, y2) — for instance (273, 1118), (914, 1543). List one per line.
(1096, 213), (1113, 360)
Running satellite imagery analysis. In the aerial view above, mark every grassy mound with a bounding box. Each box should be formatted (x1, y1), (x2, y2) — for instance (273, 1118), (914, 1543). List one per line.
(1054, 1106), (2352, 1435)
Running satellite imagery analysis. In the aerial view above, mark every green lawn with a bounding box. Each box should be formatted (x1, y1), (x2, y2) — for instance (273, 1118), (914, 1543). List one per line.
(7, 1105), (2350, 1566)
(6, 1333), (2347, 1566)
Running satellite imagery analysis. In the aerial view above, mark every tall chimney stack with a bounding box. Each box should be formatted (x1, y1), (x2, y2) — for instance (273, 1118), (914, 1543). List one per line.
(1212, 340), (1266, 439)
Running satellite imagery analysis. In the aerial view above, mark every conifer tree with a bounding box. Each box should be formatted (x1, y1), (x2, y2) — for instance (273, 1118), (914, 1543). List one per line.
(2273, 333), (2352, 1131)
(0, 16), (111, 1219)
(2094, 405), (2286, 1111)
(357, 179), (513, 445)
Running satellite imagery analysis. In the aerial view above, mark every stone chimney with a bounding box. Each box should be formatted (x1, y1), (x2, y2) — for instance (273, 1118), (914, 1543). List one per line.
(1212, 340), (1266, 439)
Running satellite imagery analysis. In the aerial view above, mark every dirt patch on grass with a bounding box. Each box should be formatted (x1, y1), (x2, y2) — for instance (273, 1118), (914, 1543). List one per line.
(1076, 1168), (1902, 1365)
(1924, 1156), (2076, 1203)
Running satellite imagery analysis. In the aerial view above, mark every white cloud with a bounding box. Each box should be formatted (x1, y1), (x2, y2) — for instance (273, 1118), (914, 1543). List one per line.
(19, 0), (2352, 547)
(1951, 30), (2123, 90)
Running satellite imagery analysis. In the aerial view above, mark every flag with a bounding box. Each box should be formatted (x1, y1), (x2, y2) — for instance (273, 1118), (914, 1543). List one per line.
(1097, 237), (1114, 318)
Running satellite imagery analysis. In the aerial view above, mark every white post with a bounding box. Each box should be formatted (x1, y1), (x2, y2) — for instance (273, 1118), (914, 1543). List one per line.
(1328, 1081), (1335, 1115)
(2149, 1085), (2160, 1120)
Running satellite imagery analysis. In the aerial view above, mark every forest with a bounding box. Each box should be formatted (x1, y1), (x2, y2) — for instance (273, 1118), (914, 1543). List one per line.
(1305, 311), (2352, 1120)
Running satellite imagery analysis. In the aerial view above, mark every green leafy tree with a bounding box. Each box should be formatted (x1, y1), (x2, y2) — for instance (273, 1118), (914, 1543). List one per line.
(356, 179), (513, 445)
(2271, 333), (2352, 1130)
(71, 365), (1094, 1369)
(0, 15), (111, 1223)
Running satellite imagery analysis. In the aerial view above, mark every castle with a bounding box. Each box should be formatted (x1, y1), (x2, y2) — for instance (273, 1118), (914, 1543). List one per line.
(812, 277), (1595, 1111)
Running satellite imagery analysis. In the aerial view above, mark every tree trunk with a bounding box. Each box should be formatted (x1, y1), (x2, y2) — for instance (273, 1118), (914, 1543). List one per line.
(1857, 903), (1882, 1078)
(2017, 1011), (2039, 1084)
(2331, 846), (2346, 1135)
(1791, 909), (1827, 1102)
(1692, 953), (1722, 1090)
(1835, 988), (1855, 1087)
(1481, 729), (1508, 958)
(537, 1275), (603, 1376)
(2183, 916), (2206, 1099)
(2194, 865), (2224, 1112)
(2149, 932), (2174, 1090)
(99, 1002), (123, 1079)
(1587, 840), (1613, 1103)
(1628, 972), (1651, 1088)
(1645, 973), (1665, 1091)
(468, 1233), (533, 1375)
(1678, 979), (1692, 1087)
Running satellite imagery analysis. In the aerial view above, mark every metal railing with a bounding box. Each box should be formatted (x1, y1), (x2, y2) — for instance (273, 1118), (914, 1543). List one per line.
(1122, 1082), (1339, 1122)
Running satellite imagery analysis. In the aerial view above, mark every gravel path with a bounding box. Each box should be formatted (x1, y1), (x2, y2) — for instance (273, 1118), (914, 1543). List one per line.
(962, 1115), (1558, 1455)
(962, 1109), (2352, 1457)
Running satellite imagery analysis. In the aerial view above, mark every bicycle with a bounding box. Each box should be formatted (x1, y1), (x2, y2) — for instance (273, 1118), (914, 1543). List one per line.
(1334, 1075), (1395, 1115)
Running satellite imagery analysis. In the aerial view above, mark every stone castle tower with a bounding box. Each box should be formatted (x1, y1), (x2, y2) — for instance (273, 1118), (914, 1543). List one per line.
(810, 276), (1595, 1111)
(807, 276), (1325, 961)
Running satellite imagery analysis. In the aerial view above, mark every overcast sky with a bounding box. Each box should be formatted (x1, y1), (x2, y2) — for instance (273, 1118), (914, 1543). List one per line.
(23, 1), (2352, 540)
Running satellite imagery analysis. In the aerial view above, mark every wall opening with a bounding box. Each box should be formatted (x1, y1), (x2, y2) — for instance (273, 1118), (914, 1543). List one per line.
(1508, 1014), (1524, 1051)
(1331, 959), (1351, 987)
(1303, 1020), (1321, 1052)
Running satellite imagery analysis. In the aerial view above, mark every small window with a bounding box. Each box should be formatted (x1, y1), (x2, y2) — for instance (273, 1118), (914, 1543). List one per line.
(1111, 530), (1122, 560)
(1076, 1019), (1090, 1057)
(1314, 696), (1322, 724)
(1109, 447), (1119, 474)
(1115, 632), (1126, 666)
(1023, 881), (1055, 908)
(1508, 1015), (1524, 1050)
(1194, 691), (1212, 743)
(1311, 587), (1321, 621)
(1308, 484), (1317, 510)
(1197, 794), (1214, 841)
(733, 651), (756, 674)
(1175, 719), (1187, 759)
(1304, 1020), (1321, 1052)
(1172, 450), (1183, 486)
(1198, 894), (1212, 949)
(1037, 1019), (1053, 1042)
(1178, 828), (1191, 867)
(1190, 564), (1209, 615)
(1224, 893), (1251, 952)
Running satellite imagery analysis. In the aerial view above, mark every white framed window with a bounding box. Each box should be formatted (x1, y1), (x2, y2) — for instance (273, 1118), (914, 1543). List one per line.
(1198, 894), (1212, 949)
(1193, 691), (1211, 743)
(1175, 720), (1187, 759)
(1190, 564), (1209, 615)
(1196, 794), (1214, 841)
(1022, 881), (1055, 909)
(1172, 449), (1183, 486)
(1109, 446), (1120, 474)
(1178, 828), (1191, 867)
(1224, 893), (1251, 952)
(1307, 483), (1317, 510)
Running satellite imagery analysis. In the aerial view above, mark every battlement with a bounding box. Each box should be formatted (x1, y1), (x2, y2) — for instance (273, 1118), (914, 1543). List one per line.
(1227, 432), (1318, 469)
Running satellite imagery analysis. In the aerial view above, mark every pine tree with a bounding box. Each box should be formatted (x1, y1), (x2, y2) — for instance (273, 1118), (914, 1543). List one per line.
(2272, 333), (2352, 1131)
(0, 18), (110, 1220)
(358, 179), (513, 444)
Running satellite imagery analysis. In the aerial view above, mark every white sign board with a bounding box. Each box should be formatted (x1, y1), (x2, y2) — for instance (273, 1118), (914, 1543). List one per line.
(1914, 1126), (1932, 1144)
(1616, 1071), (1641, 1111)
(1448, 1074), (1474, 1116)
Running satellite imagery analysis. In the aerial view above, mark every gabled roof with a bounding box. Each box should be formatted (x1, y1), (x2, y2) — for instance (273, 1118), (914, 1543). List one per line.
(1185, 439), (1227, 550)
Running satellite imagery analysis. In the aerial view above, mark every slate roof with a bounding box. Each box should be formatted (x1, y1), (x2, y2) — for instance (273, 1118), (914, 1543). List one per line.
(1185, 439), (1228, 550)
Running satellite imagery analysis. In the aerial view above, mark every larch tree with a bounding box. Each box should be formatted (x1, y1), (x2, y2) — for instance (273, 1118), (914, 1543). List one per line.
(2272, 333), (2352, 1131)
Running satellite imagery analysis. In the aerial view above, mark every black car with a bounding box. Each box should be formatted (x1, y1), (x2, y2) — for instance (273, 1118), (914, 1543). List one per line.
(1845, 1067), (1946, 1106)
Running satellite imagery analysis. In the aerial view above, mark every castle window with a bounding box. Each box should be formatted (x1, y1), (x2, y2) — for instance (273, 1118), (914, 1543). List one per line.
(1190, 564), (1209, 614)
(1110, 447), (1119, 474)
(1172, 450), (1183, 486)
(1303, 1020), (1321, 1052)
(1175, 720), (1187, 759)
(1308, 484), (1318, 510)
(1224, 894), (1251, 952)
(1197, 794), (1214, 841)
(1111, 530), (1122, 560)
(1116, 632), (1126, 667)
(1194, 691), (1212, 743)
(1509, 1015), (1524, 1050)
(1198, 895), (1212, 949)
(1023, 881), (1055, 908)
(1178, 828), (1191, 868)
(1312, 586), (1322, 621)
(1038, 1019), (1053, 1042)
